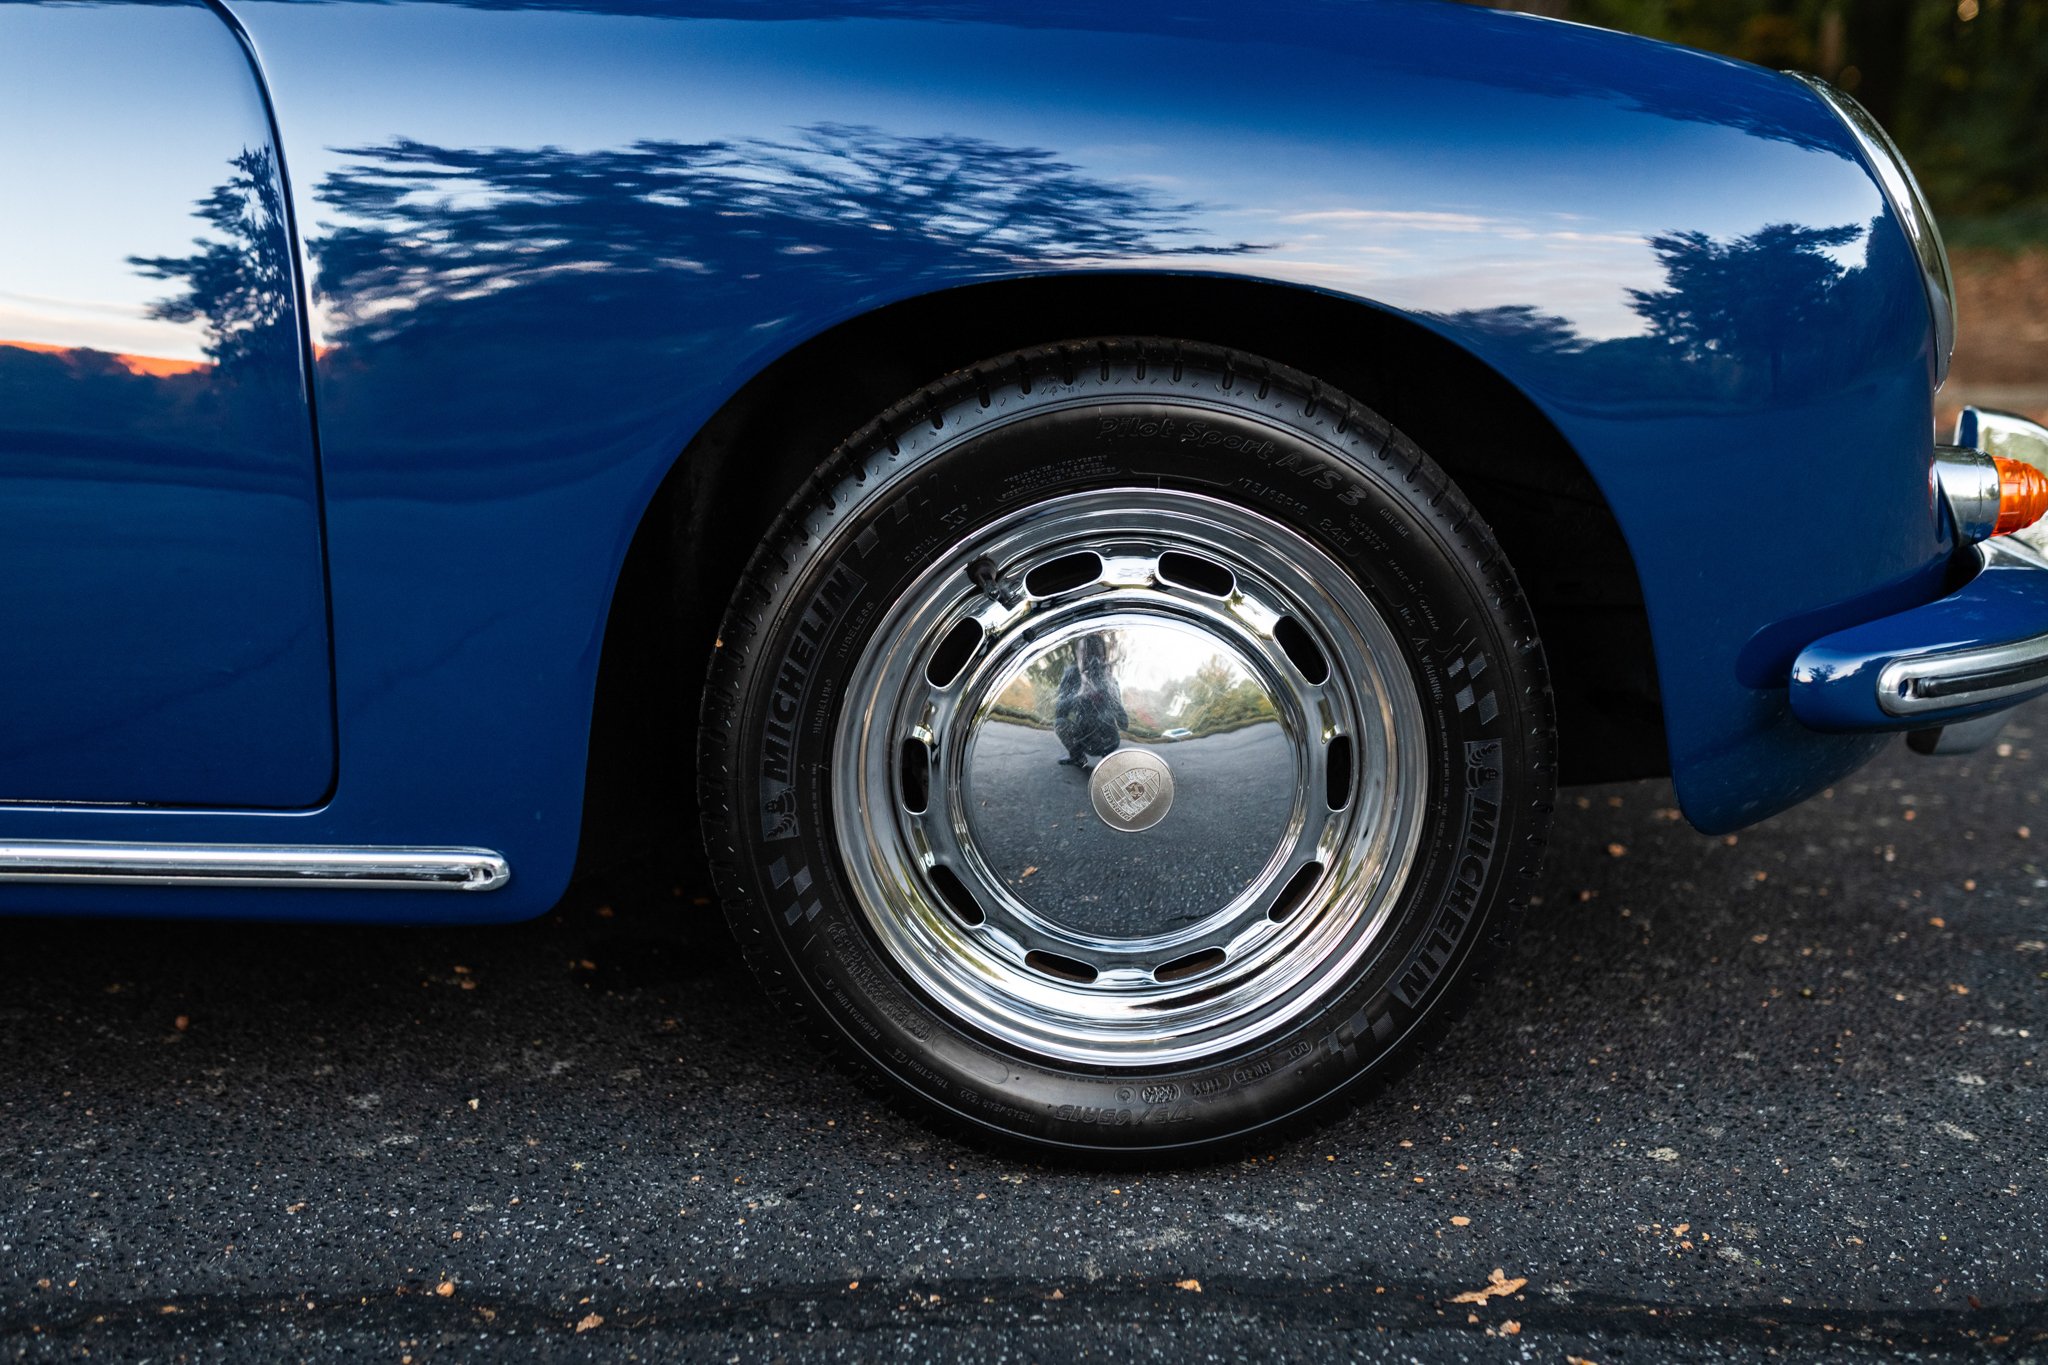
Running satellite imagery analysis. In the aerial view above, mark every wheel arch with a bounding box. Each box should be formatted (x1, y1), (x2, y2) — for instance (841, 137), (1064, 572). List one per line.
(579, 273), (1665, 876)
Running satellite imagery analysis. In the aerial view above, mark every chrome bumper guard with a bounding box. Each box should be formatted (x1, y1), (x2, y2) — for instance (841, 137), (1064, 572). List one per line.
(1880, 634), (2048, 713)
(1877, 540), (2048, 716)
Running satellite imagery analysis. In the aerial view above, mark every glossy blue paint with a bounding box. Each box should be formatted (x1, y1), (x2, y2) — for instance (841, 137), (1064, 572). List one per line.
(0, 0), (332, 806)
(0, 0), (1957, 916)
(1792, 544), (2048, 731)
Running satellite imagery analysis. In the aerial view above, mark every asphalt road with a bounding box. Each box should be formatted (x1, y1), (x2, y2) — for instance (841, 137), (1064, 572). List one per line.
(4, 704), (2047, 1362)
(965, 720), (1296, 936)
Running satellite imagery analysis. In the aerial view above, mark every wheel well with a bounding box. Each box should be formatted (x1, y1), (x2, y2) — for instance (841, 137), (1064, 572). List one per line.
(578, 274), (1665, 876)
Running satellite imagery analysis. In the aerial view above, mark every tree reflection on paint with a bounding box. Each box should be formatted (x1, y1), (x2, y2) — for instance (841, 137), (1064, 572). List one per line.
(128, 147), (298, 375)
(1432, 211), (1923, 402)
(310, 124), (1259, 348)
(1627, 222), (1865, 391)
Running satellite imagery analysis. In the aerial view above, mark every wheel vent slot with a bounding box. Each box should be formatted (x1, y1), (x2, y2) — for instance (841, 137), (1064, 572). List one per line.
(1267, 860), (1325, 924)
(925, 619), (985, 688)
(1025, 552), (1103, 599)
(899, 737), (930, 814)
(1273, 615), (1329, 684)
(1157, 551), (1235, 598)
(1026, 950), (1098, 984)
(927, 863), (985, 927)
(1153, 946), (1227, 983)
(1325, 734), (1353, 811)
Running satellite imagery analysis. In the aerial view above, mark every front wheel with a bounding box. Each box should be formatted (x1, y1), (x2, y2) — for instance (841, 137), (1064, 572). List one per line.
(700, 339), (1553, 1156)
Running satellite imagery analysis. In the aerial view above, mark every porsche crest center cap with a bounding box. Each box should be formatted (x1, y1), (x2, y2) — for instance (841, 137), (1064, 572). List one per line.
(1090, 749), (1175, 833)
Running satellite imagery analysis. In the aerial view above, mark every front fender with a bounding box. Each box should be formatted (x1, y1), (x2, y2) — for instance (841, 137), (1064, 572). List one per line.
(0, 0), (1943, 922)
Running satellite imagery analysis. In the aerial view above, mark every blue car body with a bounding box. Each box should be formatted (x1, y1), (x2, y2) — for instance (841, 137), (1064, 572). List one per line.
(0, 0), (2021, 921)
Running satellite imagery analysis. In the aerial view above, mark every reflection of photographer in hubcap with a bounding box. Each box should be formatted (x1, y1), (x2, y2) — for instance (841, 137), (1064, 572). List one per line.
(1053, 634), (1126, 773)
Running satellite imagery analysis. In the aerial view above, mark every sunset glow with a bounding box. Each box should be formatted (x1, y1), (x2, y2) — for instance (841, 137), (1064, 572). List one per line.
(0, 338), (209, 378)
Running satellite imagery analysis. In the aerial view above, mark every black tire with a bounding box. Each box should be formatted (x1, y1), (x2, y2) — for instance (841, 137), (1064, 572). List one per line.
(699, 339), (1553, 1157)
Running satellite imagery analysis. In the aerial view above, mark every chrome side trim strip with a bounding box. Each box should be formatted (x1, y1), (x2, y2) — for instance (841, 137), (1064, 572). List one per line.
(0, 842), (510, 891)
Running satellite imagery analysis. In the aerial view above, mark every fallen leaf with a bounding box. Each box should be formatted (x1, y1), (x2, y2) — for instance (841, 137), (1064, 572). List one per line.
(1020, 866), (1039, 879)
(1175, 1279), (1202, 1292)
(1647, 1147), (1679, 1162)
(574, 1313), (604, 1333)
(1048, 1288), (1064, 1300)
(1607, 843), (1627, 858)
(1449, 1268), (1527, 1305)
(173, 1016), (190, 1032)
(1450, 1216), (1471, 1227)
(1501, 1320), (1522, 1335)
(435, 1282), (455, 1298)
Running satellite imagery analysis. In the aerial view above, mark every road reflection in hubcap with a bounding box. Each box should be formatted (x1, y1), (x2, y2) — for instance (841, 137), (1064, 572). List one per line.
(961, 614), (1293, 940)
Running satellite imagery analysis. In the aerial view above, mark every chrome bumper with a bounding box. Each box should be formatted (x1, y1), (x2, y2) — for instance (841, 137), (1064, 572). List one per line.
(1877, 539), (2048, 716)
(1793, 409), (2048, 734)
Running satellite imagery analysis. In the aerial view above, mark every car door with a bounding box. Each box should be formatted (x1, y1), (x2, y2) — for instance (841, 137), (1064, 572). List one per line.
(0, 0), (333, 806)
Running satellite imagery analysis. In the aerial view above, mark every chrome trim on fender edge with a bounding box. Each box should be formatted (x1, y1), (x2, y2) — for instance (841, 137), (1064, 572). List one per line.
(1790, 73), (1955, 386)
(0, 842), (511, 891)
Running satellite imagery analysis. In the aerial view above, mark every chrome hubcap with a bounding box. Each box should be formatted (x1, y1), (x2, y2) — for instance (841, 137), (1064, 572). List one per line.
(832, 488), (1427, 1065)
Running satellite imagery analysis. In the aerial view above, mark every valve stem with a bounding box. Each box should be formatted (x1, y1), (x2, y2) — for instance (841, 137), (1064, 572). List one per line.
(966, 556), (1021, 607)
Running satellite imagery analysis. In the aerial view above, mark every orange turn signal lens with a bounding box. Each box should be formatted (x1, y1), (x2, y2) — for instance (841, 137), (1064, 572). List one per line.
(1993, 456), (2048, 537)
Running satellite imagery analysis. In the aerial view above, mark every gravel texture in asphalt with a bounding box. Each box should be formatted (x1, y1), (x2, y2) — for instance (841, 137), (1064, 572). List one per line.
(3, 704), (2046, 1362)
